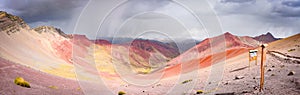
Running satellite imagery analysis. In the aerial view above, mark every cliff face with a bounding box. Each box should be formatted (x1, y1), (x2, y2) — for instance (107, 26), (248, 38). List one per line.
(0, 11), (29, 35)
(0, 11), (72, 39)
(0, 11), (74, 65)
(34, 26), (72, 38)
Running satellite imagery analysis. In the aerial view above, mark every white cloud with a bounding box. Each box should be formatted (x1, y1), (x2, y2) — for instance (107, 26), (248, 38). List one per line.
(188, 28), (209, 41)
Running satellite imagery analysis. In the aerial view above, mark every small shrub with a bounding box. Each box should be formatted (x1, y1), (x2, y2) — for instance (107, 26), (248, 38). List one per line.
(181, 79), (193, 84)
(137, 67), (152, 74)
(271, 74), (275, 76)
(49, 86), (58, 89)
(118, 91), (126, 95)
(288, 49), (296, 52)
(14, 77), (30, 88)
(196, 90), (204, 94)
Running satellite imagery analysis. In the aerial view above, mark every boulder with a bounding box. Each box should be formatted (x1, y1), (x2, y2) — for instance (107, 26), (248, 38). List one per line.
(288, 71), (295, 76)
(235, 76), (244, 80)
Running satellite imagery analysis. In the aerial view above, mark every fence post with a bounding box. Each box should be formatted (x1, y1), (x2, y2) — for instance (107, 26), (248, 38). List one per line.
(260, 44), (267, 92)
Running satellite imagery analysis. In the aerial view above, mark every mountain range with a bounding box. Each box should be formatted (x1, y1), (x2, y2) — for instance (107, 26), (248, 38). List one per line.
(2, 11), (297, 95)
(0, 11), (279, 73)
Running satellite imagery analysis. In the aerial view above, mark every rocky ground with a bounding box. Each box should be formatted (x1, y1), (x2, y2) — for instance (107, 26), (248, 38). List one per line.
(214, 52), (300, 95)
(1, 51), (299, 95)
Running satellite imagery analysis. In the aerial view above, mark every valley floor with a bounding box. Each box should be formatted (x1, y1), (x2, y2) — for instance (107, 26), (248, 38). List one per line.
(0, 52), (299, 95)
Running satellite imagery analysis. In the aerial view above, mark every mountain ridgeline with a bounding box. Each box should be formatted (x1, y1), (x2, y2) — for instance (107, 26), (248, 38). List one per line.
(0, 11), (279, 76)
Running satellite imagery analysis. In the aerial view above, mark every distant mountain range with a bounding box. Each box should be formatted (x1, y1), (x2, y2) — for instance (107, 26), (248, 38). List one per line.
(1, 10), (299, 95)
(253, 32), (280, 43)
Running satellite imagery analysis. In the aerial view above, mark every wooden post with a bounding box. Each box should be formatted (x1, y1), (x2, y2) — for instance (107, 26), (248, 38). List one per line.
(249, 51), (251, 68)
(260, 44), (267, 92)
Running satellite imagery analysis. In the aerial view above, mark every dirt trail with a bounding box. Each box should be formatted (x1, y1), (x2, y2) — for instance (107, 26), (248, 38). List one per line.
(268, 50), (300, 64)
(213, 52), (300, 95)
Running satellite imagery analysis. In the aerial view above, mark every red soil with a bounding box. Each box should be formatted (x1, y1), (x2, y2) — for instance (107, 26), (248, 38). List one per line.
(51, 40), (72, 63)
(161, 47), (250, 78)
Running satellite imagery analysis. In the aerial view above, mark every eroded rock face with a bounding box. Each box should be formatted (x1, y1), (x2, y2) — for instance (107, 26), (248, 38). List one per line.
(34, 26), (72, 38)
(0, 11), (74, 64)
(0, 11), (29, 35)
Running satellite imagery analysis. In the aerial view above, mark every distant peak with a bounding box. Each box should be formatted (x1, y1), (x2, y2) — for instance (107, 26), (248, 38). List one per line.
(263, 32), (275, 38)
(34, 26), (57, 33)
(0, 11), (28, 29)
(34, 26), (71, 38)
(253, 32), (278, 43)
(224, 32), (236, 38)
(266, 32), (273, 36)
(224, 32), (234, 36)
(0, 11), (23, 22)
(225, 32), (231, 34)
(0, 11), (7, 18)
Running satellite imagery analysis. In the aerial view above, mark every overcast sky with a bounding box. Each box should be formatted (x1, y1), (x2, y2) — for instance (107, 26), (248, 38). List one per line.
(0, 0), (299, 40)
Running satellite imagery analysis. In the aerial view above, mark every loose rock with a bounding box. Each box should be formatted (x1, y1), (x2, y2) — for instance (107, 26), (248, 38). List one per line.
(271, 74), (275, 76)
(215, 92), (234, 95)
(253, 76), (260, 79)
(235, 76), (244, 80)
(288, 71), (295, 76)
(242, 90), (251, 93)
(196, 90), (204, 94)
(224, 81), (230, 85)
(252, 85), (258, 90)
(267, 68), (272, 72)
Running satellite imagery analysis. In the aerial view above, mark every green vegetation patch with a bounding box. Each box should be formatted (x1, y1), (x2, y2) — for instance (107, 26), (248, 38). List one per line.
(14, 77), (31, 88)
(49, 85), (58, 89)
(196, 90), (204, 94)
(118, 91), (126, 95)
(181, 79), (193, 84)
(288, 49), (296, 52)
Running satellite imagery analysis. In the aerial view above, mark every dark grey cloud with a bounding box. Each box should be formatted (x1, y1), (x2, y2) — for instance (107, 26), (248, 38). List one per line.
(122, 0), (170, 19)
(1, 0), (87, 23)
(220, 0), (255, 3)
(215, 0), (259, 15)
(95, 0), (171, 38)
(282, 0), (300, 7)
(0, 0), (298, 39)
(216, 0), (300, 17)
(214, 0), (300, 38)
(271, 0), (300, 17)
